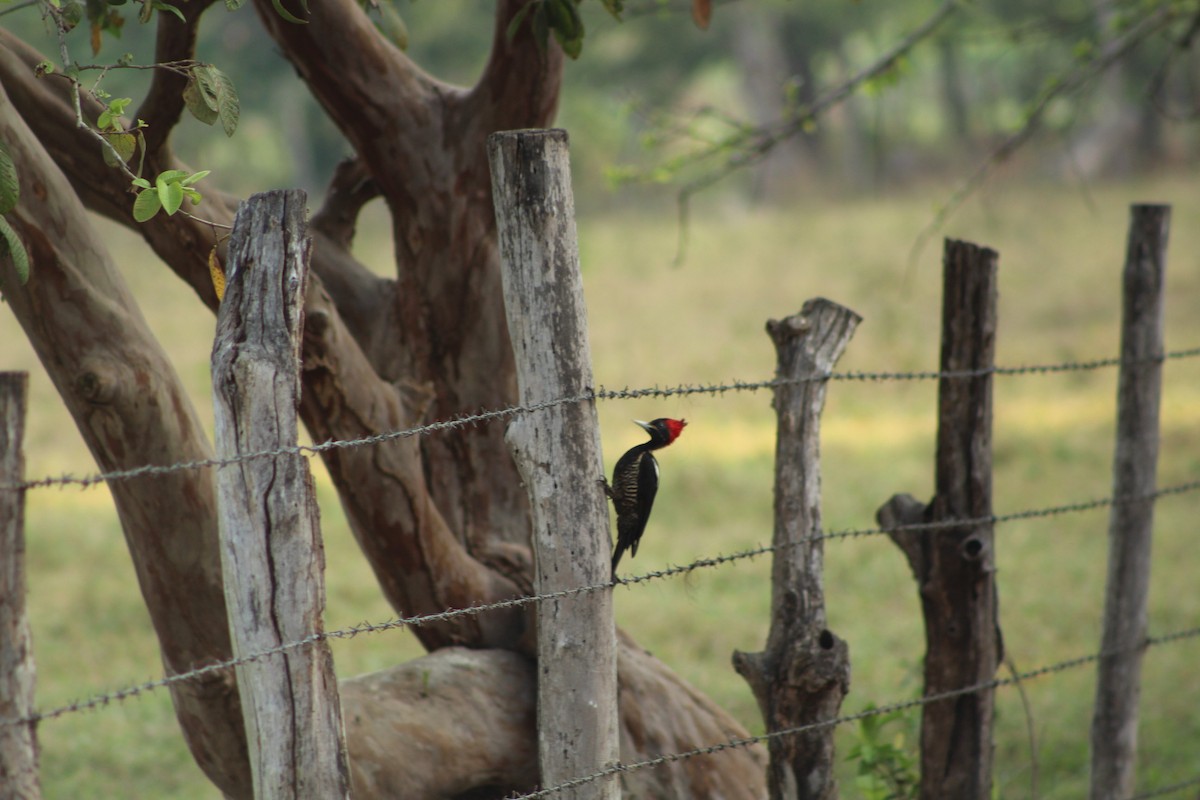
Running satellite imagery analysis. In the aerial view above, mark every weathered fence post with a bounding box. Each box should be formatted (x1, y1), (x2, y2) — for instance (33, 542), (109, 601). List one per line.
(488, 128), (620, 800)
(733, 299), (859, 799)
(1089, 204), (1170, 800)
(0, 372), (40, 799)
(876, 239), (1001, 800)
(211, 190), (351, 799)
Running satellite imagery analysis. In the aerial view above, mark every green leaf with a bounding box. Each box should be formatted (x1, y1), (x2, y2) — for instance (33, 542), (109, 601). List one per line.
(547, 0), (585, 59)
(0, 216), (30, 286)
(210, 67), (240, 137)
(183, 77), (219, 126)
(131, 177), (151, 189)
(180, 170), (210, 187)
(192, 65), (239, 137)
(151, 0), (186, 22)
(132, 189), (162, 222)
(102, 132), (137, 167)
(0, 144), (19, 215)
(156, 169), (190, 184)
(156, 174), (185, 215)
(270, 0), (308, 24)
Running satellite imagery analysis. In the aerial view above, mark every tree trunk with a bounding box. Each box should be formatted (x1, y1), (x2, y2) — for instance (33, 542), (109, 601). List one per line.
(0, 3), (772, 797)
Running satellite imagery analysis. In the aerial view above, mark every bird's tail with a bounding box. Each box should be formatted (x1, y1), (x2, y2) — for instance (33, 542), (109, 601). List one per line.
(610, 544), (626, 582)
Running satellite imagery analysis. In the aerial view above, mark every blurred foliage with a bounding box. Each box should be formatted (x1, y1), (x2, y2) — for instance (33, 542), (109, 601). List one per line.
(4, 0), (1197, 209)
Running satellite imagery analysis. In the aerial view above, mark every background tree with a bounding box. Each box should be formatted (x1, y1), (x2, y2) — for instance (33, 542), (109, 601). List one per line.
(0, 1), (768, 796)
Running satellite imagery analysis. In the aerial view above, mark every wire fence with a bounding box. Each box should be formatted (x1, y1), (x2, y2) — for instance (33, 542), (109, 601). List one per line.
(4, 345), (1200, 493)
(4, 475), (1199, 731)
(5, 345), (1200, 796)
(508, 626), (1200, 800)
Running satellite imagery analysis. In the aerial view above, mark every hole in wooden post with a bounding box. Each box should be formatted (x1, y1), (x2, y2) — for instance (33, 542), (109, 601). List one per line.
(818, 629), (835, 650)
(962, 536), (985, 560)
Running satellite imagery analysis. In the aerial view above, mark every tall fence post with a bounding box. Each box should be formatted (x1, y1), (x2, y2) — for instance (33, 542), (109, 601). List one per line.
(0, 372), (40, 799)
(876, 239), (1001, 800)
(488, 128), (620, 800)
(733, 299), (859, 799)
(1089, 204), (1170, 800)
(211, 190), (351, 799)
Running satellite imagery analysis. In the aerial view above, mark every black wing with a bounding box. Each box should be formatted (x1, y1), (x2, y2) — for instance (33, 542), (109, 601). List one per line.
(630, 451), (659, 558)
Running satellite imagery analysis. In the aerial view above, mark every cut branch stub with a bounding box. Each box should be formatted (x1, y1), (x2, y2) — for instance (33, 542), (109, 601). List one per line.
(734, 297), (860, 800)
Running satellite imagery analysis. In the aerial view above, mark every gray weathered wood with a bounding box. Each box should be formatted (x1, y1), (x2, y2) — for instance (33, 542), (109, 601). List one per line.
(733, 299), (859, 799)
(876, 238), (1001, 800)
(1089, 204), (1170, 800)
(488, 128), (620, 800)
(212, 190), (351, 800)
(0, 372), (40, 799)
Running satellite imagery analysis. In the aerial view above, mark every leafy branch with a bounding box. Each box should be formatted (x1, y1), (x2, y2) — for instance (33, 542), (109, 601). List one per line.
(37, 0), (239, 228)
(612, 0), (959, 264)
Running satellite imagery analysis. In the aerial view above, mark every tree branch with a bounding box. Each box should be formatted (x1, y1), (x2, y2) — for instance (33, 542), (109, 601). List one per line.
(467, 0), (564, 136)
(0, 77), (251, 798)
(137, 0), (221, 155)
(908, 4), (1178, 269)
(299, 281), (531, 652)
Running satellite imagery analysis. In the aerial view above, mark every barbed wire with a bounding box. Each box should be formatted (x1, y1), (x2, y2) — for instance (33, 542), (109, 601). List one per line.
(3, 476), (1197, 731)
(1128, 774), (1200, 799)
(3, 346), (1199, 493)
(508, 626), (1200, 799)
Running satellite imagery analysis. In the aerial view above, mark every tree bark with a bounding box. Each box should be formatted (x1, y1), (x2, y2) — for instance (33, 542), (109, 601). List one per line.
(733, 300), (859, 799)
(490, 129), (620, 799)
(0, 372), (40, 800)
(876, 239), (1001, 800)
(1089, 205), (1169, 800)
(212, 191), (350, 799)
(0, 77), (252, 797)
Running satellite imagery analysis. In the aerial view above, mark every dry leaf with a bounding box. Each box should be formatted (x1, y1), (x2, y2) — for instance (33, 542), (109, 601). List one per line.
(209, 246), (226, 302)
(692, 0), (712, 30)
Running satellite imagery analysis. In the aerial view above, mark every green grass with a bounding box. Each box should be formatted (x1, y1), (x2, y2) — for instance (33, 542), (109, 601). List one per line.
(3, 171), (1200, 797)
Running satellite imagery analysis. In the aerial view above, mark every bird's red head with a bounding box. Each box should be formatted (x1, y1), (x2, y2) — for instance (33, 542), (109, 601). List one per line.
(636, 417), (688, 447)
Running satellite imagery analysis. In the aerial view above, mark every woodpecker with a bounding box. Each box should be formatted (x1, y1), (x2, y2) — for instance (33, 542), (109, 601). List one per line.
(605, 417), (687, 579)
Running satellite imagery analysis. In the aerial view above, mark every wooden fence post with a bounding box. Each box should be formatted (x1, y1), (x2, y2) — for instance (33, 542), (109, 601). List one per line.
(876, 239), (1001, 800)
(211, 190), (351, 799)
(1089, 204), (1170, 800)
(0, 372), (40, 799)
(488, 128), (620, 800)
(733, 299), (859, 799)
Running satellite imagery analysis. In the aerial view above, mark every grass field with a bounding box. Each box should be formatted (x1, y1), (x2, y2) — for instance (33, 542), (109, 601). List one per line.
(3, 169), (1199, 798)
